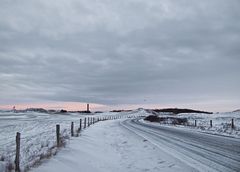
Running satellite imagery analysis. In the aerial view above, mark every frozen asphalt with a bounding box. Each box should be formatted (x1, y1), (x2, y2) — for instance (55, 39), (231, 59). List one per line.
(121, 119), (240, 172)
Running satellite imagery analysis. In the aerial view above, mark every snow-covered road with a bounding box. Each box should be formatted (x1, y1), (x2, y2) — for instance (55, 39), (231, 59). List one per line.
(121, 119), (240, 172)
(2, 110), (239, 172)
(31, 117), (240, 172)
(31, 119), (198, 172)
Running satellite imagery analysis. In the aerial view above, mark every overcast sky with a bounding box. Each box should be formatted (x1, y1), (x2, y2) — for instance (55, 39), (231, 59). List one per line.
(0, 0), (239, 111)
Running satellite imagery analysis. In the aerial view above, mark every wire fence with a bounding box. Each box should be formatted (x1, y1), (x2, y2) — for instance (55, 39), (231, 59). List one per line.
(0, 115), (133, 172)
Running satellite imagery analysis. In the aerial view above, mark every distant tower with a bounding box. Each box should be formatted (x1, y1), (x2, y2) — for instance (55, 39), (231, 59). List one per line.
(87, 104), (90, 112)
(12, 106), (16, 112)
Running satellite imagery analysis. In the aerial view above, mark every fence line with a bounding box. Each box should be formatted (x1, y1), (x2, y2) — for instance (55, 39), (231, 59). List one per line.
(190, 118), (236, 129)
(5, 115), (133, 172)
(0, 114), (143, 172)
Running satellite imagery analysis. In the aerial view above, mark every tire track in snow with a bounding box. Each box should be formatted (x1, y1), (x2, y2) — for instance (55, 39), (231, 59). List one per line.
(120, 119), (240, 172)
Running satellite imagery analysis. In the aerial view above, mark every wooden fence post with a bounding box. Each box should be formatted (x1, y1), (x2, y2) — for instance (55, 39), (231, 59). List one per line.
(71, 122), (74, 137)
(194, 120), (197, 127)
(88, 117), (90, 127)
(231, 119), (234, 129)
(15, 132), (20, 172)
(80, 119), (82, 129)
(56, 125), (60, 147)
(84, 118), (86, 128)
(78, 119), (82, 132)
(210, 120), (212, 127)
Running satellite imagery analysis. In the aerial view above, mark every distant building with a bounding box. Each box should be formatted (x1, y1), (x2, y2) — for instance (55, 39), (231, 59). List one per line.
(12, 106), (16, 112)
(87, 104), (90, 112)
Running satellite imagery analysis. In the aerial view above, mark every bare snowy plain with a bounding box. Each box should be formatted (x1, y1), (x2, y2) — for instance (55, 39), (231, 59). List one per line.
(0, 109), (240, 172)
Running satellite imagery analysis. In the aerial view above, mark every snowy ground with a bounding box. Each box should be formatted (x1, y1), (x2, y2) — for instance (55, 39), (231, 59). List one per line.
(0, 110), (145, 172)
(1, 109), (239, 172)
(122, 119), (240, 171)
(146, 111), (240, 138)
(31, 115), (240, 172)
(31, 119), (196, 172)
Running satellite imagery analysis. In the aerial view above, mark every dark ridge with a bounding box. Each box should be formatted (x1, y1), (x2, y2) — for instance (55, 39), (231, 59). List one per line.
(94, 111), (103, 113)
(148, 108), (212, 114)
(78, 110), (91, 113)
(59, 109), (68, 113)
(232, 109), (240, 113)
(67, 110), (91, 113)
(110, 110), (132, 112)
(144, 115), (188, 125)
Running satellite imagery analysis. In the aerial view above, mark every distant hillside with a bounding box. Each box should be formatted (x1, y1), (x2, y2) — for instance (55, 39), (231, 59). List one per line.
(25, 108), (48, 113)
(148, 108), (213, 115)
(232, 109), (240, 113)
(15, 108), (92, 114)
(110, 110), (132, 112)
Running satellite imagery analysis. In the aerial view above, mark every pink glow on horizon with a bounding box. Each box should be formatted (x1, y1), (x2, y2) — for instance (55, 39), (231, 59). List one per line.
(0, 101), (237, 112)
(0, 102), (107, 111)
(0, 102), (179, 111)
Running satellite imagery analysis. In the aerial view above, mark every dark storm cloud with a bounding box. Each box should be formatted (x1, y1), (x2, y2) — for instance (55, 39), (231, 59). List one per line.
(0, 0), (240, 110)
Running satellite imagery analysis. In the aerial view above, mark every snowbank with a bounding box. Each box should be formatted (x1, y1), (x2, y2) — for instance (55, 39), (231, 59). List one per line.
(143, 111), (240, 138)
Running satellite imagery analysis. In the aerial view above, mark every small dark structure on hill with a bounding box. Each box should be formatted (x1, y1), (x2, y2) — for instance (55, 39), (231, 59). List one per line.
(59, 109), (67, 113)
(149, 108), (212, 115)
(144, 115), (188, 125)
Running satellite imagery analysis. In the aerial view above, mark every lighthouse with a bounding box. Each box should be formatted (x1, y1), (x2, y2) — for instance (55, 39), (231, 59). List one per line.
(87, 103), (90, 112)
(12, 106), (16, 112)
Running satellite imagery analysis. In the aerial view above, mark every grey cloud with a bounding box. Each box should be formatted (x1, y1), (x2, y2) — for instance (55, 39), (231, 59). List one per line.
(0, 0), (240, 110)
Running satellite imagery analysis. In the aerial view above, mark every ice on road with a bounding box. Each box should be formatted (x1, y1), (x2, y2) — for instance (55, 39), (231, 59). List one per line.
(31, 119), (196, 172)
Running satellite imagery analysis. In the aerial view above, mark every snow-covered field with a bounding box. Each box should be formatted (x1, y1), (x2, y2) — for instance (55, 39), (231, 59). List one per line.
(0, 110), (145, 172)
(1, 109), (239, 172)
(144, 111), (240, 138)
(0, 111), (85, 172)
